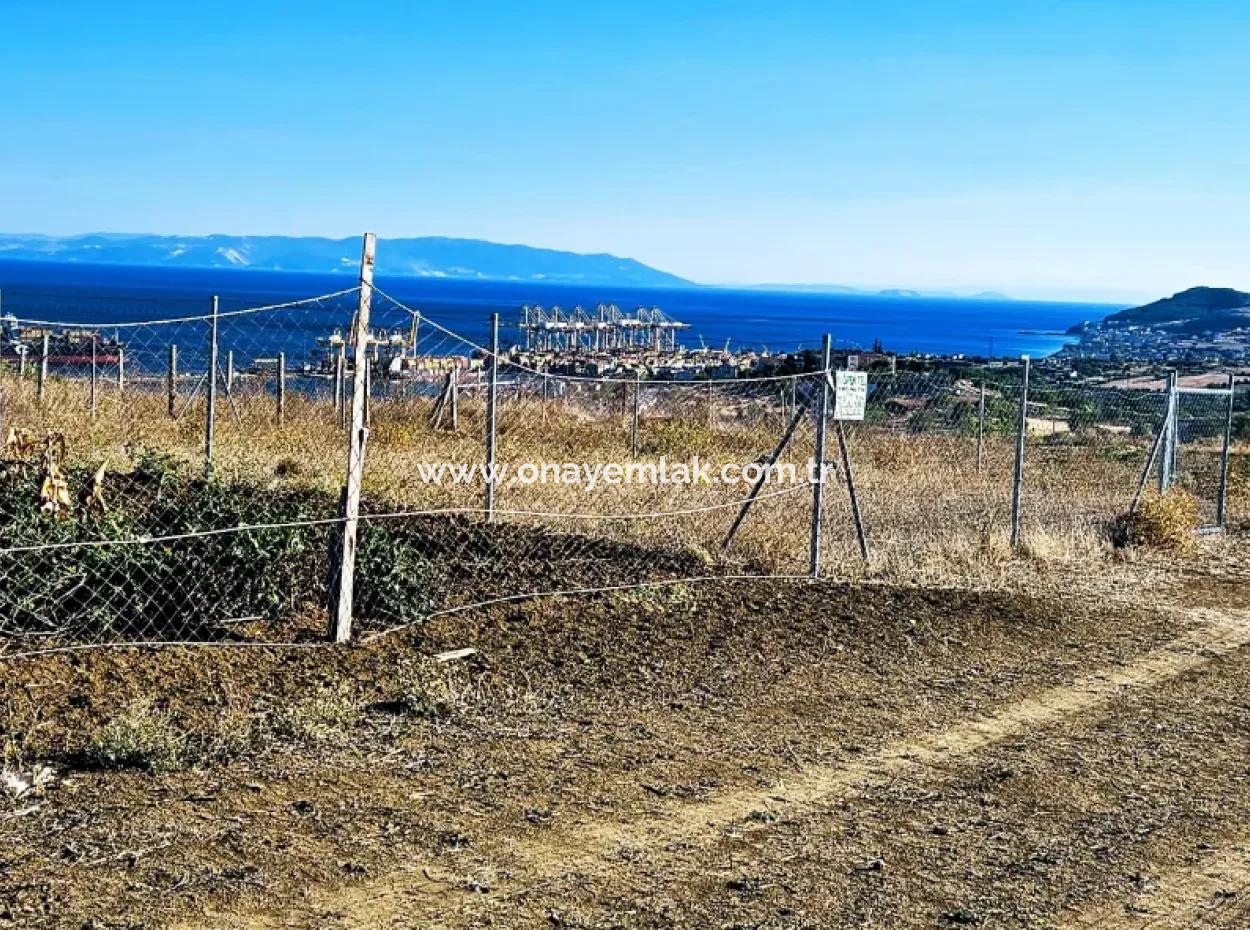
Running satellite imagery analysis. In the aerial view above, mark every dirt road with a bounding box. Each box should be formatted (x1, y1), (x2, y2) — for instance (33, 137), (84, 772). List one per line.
(5, 573), (1250, 928)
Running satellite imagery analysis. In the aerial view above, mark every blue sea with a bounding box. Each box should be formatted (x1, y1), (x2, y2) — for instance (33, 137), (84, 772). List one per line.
(0, 260), (1121, 361)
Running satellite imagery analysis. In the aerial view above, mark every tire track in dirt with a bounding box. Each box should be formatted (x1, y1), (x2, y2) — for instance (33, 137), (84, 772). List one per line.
(184, 607), (1250, 929)
(1063, 840), (1250, 929)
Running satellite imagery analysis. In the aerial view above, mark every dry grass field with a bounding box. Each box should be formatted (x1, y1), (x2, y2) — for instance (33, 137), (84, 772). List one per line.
(5, 367), (1240, 614)
(3, 365), (1250, 928)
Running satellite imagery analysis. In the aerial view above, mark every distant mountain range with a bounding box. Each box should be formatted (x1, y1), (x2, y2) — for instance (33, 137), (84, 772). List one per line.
(0, 233), (692, 288)
(1069, 286), (1250, 335)
(0, 231), (1022, 299)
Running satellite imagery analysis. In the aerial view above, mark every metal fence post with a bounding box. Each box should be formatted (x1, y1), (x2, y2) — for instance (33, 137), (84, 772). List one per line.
(976, 380), (986, 473)
(205, 297), (219, 476)
(809, 334), (832, 576)
(485, 312), (500, 521)
(329, 231), (376, 643)
(1160, 370), (1177, 492)
(277, 351), (286, 427)
(450, 365), (460, 431)
(631, 370), (641, 457)
(37, 333), (48, 402)
(1010, 354), (1030, 548)
(836, 416), (870, 563)
(90, 335), (99, 417)
(167, 344), (178, 418)
(1217, 373), (1235, 528)
(117, 345), (125, 395)
(335, 343), (346, 426)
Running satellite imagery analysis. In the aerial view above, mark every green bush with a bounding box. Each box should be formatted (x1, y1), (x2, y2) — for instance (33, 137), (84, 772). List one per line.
(0, 462), (432, 640)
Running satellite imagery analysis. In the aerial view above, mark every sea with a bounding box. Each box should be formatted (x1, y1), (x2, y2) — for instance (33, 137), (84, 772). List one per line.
(0, 260), (1120, 362)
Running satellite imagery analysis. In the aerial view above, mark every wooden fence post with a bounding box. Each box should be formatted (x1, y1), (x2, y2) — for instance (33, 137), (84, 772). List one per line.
(328, 232), (376, 644)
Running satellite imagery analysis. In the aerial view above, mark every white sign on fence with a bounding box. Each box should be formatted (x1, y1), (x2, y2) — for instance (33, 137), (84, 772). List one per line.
(834, 370), (868, 421)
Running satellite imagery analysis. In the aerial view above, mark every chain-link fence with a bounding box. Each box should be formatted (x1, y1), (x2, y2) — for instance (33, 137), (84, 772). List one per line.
(1, 257), (1245, 658)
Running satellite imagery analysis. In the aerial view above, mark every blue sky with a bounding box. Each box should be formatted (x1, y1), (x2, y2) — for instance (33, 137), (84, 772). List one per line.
(2, 0), (1247, 300)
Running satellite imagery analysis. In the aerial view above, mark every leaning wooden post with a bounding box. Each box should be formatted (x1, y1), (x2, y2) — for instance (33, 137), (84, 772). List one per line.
(90, 336), (99, 417)
(205, 297), (220, 475)
(166, 344), (178, 418)
(809, 335), (832, 576)
(1216, 373), (1235, 528)
(37, 333), (49, 402)
(485, 313), (500, 521)
(1010, 354), (1030, 548)
(329, 232), (376, 644)
(277, 351), (286, 427)
(976, 380), (986, 473)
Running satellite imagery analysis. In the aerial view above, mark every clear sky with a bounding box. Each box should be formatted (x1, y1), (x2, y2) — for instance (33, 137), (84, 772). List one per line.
(3, 0), (1248, 301)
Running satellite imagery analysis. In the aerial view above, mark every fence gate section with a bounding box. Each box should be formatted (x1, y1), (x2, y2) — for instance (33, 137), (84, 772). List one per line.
(1166, 375), (1236, 532)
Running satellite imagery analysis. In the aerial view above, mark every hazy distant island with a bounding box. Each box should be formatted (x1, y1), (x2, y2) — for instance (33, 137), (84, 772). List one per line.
(0, 231), (1012, 300)
(0, 233), (693, 289)
(1062, 286), (1250, 363)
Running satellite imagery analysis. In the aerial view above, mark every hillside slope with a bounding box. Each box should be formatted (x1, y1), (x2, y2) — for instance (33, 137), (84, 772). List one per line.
(1104, 286), (1250, 332)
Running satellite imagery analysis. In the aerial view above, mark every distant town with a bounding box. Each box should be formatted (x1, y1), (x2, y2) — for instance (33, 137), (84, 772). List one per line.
(1056, 286), (1250, 365)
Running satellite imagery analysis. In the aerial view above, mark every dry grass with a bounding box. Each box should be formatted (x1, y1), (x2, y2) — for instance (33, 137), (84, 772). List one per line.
(2, 369), (1242, 609)
(269, 687), (362, 745)
(1132, 490), (1202, 552)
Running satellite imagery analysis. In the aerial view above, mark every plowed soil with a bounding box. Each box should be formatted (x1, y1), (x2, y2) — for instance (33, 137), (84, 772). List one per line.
(4, 550), (1250, 929)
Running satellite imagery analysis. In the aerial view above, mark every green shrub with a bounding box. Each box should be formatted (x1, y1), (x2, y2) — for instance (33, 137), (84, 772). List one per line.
(0, 464), (433, 640)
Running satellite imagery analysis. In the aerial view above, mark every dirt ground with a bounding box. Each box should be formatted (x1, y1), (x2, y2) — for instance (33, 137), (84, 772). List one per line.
(4, 542), (1250, 928)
